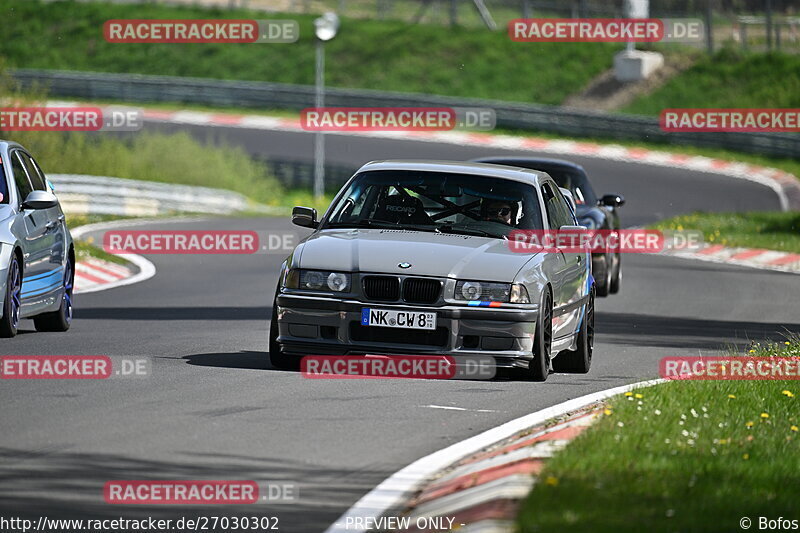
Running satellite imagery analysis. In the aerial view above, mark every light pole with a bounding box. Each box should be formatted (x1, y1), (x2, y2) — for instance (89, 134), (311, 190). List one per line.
(313, 12), (339, 200)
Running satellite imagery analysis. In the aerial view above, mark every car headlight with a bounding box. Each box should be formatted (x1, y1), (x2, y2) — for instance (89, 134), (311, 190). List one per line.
(284, 269), (351, 292)
(454, 281), (530, 304)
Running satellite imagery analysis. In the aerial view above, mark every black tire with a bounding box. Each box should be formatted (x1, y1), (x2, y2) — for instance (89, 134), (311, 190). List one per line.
(552, 288), (595, 374)
(0, 255), (22, 338)
(523, 290), (552, 382)
(609, 254), (622, 294)
(33, 257), (74, 333)
(595, 258), (611, 297)
(269, 303), (299, 370)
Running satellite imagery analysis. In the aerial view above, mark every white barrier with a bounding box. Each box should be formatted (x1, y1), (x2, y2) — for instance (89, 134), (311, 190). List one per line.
(49, 174), (250, 216)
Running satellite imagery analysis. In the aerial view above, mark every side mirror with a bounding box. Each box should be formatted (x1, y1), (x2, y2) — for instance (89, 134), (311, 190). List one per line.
(292, 206), (318, 228)
(599, 194), (625, 208)
(22, 190), (59, 210)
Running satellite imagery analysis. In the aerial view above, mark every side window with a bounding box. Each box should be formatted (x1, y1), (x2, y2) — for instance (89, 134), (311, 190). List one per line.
(10, 152), (33, 203)
(17, 152), (47, 191)
(542, 183), (572, 229)
(0, 162), (8, 204)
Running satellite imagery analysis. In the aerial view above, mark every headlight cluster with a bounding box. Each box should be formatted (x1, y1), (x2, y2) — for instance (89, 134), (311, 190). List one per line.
(454, 281), (530, 304)
(284, 269), (351, 292)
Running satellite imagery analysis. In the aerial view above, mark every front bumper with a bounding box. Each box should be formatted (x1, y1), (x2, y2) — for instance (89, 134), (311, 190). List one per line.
(275, 293), (538, 368)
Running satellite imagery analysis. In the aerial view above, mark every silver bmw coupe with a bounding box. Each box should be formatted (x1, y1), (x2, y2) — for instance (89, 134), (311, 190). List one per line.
(270, 161), (594, 381)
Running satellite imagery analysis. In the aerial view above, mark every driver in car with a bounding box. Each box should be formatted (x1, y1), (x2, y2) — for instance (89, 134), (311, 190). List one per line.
(483, 199), (514, 225)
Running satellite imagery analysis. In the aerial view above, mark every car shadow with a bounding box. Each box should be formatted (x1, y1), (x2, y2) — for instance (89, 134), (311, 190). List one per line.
(0, 446), (379, 532)
(74, 306), (272, 321)
(596, 311), (799, 350)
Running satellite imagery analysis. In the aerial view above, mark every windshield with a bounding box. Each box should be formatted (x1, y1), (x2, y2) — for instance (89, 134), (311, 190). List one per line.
(323, 170), (543, 238)
(547, 168), (597, 207)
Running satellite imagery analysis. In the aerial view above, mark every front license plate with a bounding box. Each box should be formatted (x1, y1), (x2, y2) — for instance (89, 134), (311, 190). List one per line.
(361, 308), (437, 330)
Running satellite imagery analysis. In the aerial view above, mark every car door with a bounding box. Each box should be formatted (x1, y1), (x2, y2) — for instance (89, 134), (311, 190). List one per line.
(19, 151), (66, 268)
(9, 150), (59, 304)
(541, 181), (584, 338)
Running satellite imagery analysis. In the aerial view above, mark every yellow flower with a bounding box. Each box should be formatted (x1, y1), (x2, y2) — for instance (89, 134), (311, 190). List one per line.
(761, 413), (770, 419)
(545, 476), (559, 486)
(791, 426), (799, 432)
(728, 394), (736, 399)
(746, 421), (755, 428)
(786, 341), (792, 346)
(782, 390), (795, 398)
(748, 349), (756, 353)
(742, 453), (750, 460)
(634, 393), (643, 399)
(624, 392), (633, 397)
(604, 408), (613, 416)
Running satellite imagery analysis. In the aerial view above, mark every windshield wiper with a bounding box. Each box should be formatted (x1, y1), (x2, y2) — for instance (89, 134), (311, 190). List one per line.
(326, 220), (438, 232)
(436, 224), (505, 239)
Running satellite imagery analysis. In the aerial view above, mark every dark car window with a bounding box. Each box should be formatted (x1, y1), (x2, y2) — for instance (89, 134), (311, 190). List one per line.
(17, 151), (47, 191)
(325, 170), (544, 238)
(0, 161), (8, 204)
(10, 151), (34, 204)
(542, 182), (573, 230)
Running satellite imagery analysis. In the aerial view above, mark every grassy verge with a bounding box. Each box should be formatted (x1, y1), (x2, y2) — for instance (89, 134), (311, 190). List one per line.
(625, 48), (800, 114)
(0, 0), (616, 105)
(517, 339), (800, 533)
(10, 130), (283, 206)
(65, 214), (135, 266)
(651, 211), (800, 253)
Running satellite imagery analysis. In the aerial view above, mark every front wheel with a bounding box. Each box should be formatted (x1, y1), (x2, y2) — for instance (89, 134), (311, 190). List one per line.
(552, 288), (595, 374)
(522, 290), (552, 382)
(33, 257), (74, 333)
(0, 255), (22, 338)
(269, 303), (299, 371)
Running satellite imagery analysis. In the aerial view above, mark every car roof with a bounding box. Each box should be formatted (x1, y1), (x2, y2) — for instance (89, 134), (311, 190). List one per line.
(355, 160), (551, 186)
(0, 140), (24, 153)
(472, 156), (586, 173)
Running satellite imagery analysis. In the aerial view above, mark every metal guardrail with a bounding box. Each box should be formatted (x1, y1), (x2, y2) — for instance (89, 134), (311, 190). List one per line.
(13, 68), (800, 159)
(49, 174), (249, 216)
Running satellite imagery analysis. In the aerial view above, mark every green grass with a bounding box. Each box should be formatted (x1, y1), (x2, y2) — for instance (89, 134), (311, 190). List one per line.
(625, 48), (800, 115)
(651, 211), (800, 253)
(0, 0), (617, 105)
(8, 130), (283, 205)
(517, 339), (800, 533)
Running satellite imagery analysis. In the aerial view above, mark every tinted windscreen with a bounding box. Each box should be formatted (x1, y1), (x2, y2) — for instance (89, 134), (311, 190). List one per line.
(0, 163), (7, 204)
(547, 168), (597, 206)
(324, 170), (543, 239)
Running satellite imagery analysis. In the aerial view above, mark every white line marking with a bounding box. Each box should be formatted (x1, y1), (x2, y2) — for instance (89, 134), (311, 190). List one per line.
(423, 405), (498, 413)
(324, 378), (664, 533)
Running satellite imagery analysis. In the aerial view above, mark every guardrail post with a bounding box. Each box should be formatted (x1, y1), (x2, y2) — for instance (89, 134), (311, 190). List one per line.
(766, 0), (773, 51)
(740, 22), (747, 51)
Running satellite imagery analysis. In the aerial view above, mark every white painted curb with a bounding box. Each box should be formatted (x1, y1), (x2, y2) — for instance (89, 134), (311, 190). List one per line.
(70, 217), (194, 294)
(324, 378), (665, 533)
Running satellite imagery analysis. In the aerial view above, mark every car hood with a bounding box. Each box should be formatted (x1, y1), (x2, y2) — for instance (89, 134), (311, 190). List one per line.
(296, 228), (536, 282)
